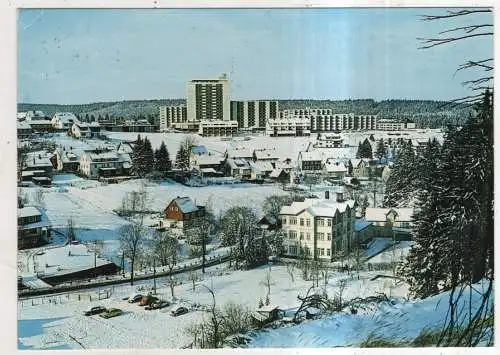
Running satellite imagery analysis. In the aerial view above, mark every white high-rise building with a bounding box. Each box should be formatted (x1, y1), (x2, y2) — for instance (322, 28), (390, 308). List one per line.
(230, 100), (279, 129)
(186, 74), (231, 122)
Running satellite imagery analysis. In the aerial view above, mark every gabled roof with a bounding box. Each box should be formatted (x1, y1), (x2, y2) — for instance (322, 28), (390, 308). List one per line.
(26, 151), (53, 168)
(323, 160), (347, 173)
(254, 149), (279, 161)
(226, 158), (251, 169)
(281, 196), (355, 217)
(18, 206), (41, 218)
(170, 197), (199, 214)
(364, 208), (414, 222)
(226, 147), (253, 159)
(298, 150), (322, 162)
(249, 161), (274, 173)
(195, 155), (224, 166)
(269, 168), (284, 178)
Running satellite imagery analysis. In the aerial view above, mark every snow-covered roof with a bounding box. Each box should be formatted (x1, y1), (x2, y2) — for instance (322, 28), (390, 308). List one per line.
(249, 161), (274, 173)
(53, 112), (77, 122)
(18, 206), (51, 229)
(281, 196), (355, 217)
(254, 149), (279, 161)
(365, 208), (414, 222)
(28, 120), (53, 125)
(269, 169), (284, 178)
(200, 167), (217, 173)
(226, 158), (251, 170)
(195, 155), (223, 166)
(258, 305), (280, 312)
(117, 142), (134, 154)
(226, 148), (253, 159)
(87, 151), (120, 162)
(323, 161), (347, 173)
(307, 199), (355, 217)
(33, 244), (113, 278)
(299, 150), (322, 162)
(18, 206), (41, 218)
(172, 197), (199, 214)
(74, 122), (90, 129)
(25, 151), (53, 168)
(17, 121), (32, 130)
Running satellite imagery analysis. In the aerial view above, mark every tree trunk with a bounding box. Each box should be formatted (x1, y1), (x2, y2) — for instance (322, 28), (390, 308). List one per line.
(130, 258), (135, 286)
(153, 259), (157, 294)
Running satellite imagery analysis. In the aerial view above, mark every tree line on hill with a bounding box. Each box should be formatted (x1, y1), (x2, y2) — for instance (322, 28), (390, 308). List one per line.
(18, 98), (471, 129)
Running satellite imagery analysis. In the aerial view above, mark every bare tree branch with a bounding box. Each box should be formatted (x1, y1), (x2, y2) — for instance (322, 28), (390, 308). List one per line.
(420, 9), (492, 21)
(457, 59), (493, 72)
(418, 32), (493, 49)
(439, 24), (493, 35)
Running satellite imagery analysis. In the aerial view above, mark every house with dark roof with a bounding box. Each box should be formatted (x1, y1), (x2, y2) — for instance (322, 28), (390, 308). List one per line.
(18, 206), (51, 249)
(163, 196), (206, 230)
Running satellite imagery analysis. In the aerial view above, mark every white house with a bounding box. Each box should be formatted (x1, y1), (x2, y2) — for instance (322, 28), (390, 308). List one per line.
(52, 112), (79, 130)
(280, 190), (356, 260)
(79, 150), (130, 179)
(322, 159), (347, 180)
(71, 122), (91, 138)
(364, 208), (414, 229)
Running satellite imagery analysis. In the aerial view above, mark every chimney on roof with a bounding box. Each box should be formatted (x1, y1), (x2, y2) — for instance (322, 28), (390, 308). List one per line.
(325, 191), (330, 200)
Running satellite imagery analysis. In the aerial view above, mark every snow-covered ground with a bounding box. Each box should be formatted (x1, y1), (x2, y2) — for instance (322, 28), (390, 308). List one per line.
(18, 264), (410, 349)
(248, 279), (492, 348)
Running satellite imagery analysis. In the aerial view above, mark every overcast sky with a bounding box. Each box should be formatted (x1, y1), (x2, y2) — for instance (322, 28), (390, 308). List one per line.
(17, 8), (493, 104)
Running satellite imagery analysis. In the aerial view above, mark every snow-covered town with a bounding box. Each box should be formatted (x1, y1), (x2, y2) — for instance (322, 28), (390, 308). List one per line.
(15, 7), (493, 351)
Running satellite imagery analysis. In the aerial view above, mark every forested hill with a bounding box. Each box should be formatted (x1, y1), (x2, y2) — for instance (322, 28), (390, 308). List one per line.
(18, 98), (472, 128)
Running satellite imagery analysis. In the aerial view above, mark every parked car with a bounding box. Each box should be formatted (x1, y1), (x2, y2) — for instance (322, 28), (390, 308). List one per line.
(170, 305), (188, 317)
(99, 308), (122, 319)
(145, 300), (170, 311)
(139, 295), (159, 307)
(127, 293), (143, 303)
(84, 306), (107, 316)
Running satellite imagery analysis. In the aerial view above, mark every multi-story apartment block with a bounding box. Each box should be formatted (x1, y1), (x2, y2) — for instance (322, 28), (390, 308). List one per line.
(279, 109), (377, 132)
(198, 120), (238, 137)
(377, 119), (416, 131)
(280, 191), (356, 260)
(230, 100), (279, 129)
(159, 105), (188, 131)
(265, 117), (311, 137)
(186, 74), (231, 122)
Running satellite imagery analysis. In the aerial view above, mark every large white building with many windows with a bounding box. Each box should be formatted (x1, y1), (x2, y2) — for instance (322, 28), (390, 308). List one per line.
(280, 191), (356, 260)
(279, 109), (377, 132)
(230, 100), (279, 129)
(186, 74), (231, 122)
(159, 105), (188, 131)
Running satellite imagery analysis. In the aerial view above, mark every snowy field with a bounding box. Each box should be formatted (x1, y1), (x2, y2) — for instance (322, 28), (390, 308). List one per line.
(105, 130), (444, 164)
(248, 279), (492, 348)
(18, 264), (410, 349)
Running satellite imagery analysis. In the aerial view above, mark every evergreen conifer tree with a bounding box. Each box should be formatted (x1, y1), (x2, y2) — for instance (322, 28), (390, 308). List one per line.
(375, 138), (387, 160)
(154, 141), (171, 177)
(143, 137), (154, 175)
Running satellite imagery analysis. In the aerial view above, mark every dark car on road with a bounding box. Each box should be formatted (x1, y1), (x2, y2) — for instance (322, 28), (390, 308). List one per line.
(127, 293), (143, 303)
(145, 300), (170, 311)
(84, 306), (107, 316)
(170, 305), (188, 316)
